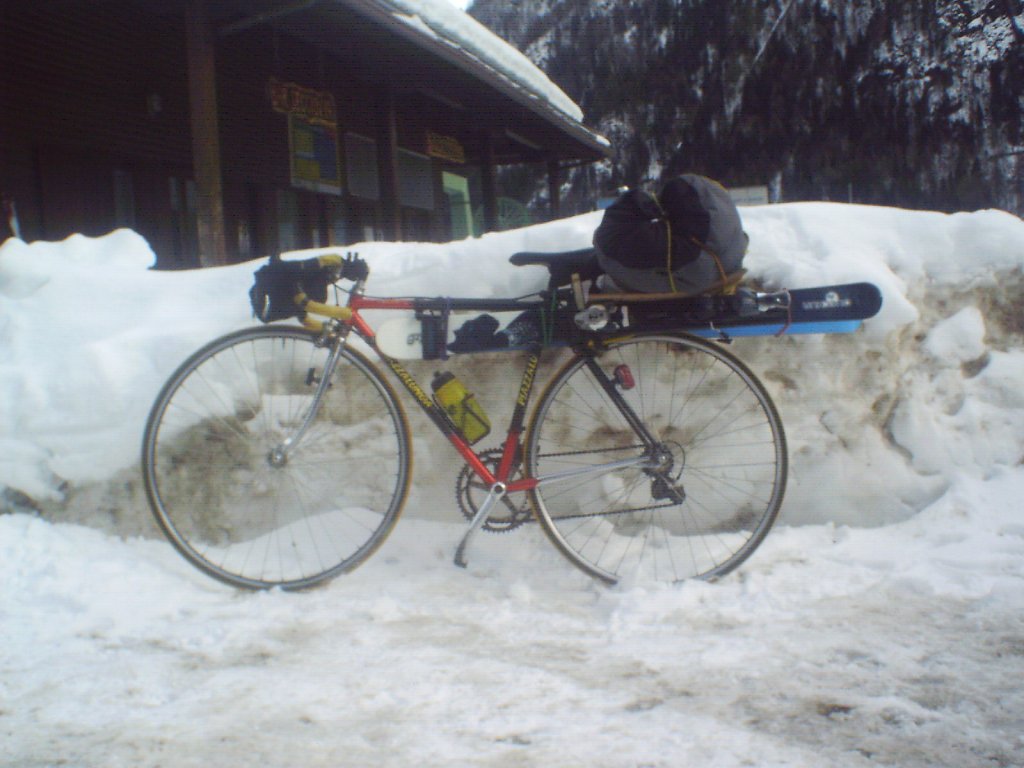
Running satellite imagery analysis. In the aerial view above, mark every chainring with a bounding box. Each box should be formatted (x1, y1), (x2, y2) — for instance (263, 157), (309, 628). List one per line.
(455, 448), (533, 533)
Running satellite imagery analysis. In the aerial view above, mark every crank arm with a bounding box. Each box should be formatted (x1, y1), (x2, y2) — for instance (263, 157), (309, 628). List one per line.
(454, 482), (506, 569)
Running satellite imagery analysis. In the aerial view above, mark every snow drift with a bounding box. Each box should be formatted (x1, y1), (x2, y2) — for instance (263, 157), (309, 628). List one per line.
(1, 203), (1022, 532)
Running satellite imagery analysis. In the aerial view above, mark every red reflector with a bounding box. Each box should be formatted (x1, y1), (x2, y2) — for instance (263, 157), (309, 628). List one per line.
(614, 364), (635, 390)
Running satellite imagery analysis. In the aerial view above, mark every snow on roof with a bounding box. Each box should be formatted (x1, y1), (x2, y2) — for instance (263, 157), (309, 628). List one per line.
(366, 0), (586, 124)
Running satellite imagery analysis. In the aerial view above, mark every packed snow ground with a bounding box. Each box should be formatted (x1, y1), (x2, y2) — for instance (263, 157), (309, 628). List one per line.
(2, 202), (1024, 766)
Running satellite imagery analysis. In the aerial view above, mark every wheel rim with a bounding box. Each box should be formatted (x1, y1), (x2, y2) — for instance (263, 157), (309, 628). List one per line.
(527, 335), (786, 585)
(143, 328), (410, 589)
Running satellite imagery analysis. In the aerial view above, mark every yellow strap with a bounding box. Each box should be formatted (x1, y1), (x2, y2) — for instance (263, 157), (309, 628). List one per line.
(589, 274), (745, 301)
(649, 193), (677, 294)
(316, 253), (345, 269)
(652, 193), (738, 296)
(689, 236), (732, 291)
(571, 272), (585, 309)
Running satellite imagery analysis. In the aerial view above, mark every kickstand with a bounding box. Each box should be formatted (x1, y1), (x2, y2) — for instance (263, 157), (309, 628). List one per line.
(454, 482), (505, 569)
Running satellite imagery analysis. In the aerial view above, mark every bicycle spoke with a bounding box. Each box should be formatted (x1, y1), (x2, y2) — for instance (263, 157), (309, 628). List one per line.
(143, 327), (410, 590)
(527, 335), (786, 585)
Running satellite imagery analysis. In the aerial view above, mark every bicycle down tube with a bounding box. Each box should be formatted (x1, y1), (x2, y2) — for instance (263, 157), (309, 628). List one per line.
(331, 294), (663, 505)
(313, 290), (663, 565)
(353, 317), (659, 494)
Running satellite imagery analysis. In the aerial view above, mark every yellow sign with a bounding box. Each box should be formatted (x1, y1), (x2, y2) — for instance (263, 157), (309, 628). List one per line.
(427, 131), (465, 164)
(269, 78), (337, 126)
(289, 115), (341, 195)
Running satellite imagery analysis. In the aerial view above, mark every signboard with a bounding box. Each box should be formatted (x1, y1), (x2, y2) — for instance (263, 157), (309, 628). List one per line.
(289, 115), (341, 195)
(729, 185), (771, 206)
(427, 131), (465, 164)
(269, 78), (341, 195)
(269, 78), (337, 125)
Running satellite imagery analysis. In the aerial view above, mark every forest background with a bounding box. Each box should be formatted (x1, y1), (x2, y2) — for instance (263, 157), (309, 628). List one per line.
(469, 0), (1024, 217)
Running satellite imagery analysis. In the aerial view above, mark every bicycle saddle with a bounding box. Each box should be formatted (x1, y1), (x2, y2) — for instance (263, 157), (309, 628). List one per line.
(509, 247), (602, 287)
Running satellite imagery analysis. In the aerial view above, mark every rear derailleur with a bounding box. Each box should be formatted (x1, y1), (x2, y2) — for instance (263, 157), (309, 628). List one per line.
(646, 442), (686, 504)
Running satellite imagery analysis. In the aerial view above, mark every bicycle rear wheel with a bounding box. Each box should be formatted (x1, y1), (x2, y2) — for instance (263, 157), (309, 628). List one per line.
(525, 334), (786, 585)
(142, 326), (411, 590)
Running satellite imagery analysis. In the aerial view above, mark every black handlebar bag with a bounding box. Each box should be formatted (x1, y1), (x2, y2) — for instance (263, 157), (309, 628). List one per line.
(249, 257), (331, 322)
(593, 174), (748, 294)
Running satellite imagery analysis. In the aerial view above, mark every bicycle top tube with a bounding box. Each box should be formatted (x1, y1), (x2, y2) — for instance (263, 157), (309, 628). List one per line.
(290, 251), (560, 331)
(279, 249), (877, 347)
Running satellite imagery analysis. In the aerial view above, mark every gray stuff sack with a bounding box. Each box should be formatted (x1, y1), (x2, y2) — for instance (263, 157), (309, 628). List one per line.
(593, 174), (748, 294)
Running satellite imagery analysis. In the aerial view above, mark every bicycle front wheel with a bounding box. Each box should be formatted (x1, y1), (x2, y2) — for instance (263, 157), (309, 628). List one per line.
(142, 326), (411, 590)
(526, 334), (786, 585)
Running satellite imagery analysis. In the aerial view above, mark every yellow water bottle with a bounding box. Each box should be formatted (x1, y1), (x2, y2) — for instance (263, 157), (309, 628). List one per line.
(431, 372), (491, 444)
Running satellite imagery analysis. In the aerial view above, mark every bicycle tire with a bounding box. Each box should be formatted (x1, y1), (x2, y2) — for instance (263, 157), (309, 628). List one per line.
(525, 334), (787, 585)
(142, 326), (411, 590)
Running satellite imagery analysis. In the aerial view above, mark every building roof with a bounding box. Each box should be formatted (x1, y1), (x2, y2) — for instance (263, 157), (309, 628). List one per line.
(345, 0), (610, 158)
(209, 0), (611, 162)
(360, 0), (585, 122)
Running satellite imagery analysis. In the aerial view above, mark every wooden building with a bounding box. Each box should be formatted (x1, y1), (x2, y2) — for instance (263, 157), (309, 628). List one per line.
(0, 0), (610, 267)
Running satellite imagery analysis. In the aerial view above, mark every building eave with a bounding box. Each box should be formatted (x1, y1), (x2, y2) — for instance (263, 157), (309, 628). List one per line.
(332, 0), (611, 161)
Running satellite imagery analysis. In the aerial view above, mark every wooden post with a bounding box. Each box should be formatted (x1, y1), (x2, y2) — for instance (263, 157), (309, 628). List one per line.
(547, 158), (561, 220)
(185, 0), (227, 265)
(480, 131), (498, 233)
(380, 89), (402, 240)
(430, 161), (446, 241)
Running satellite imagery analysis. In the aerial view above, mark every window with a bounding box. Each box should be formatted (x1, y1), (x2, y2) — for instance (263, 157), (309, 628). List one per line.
(326, 199), (349, 245)
(277, 190), (299, 252)
(398, 149), (434, 211)
(113, 169), (135, 228)
(168, 177), (199, 267)
(345, 133), (379, 201)
(442, 172), (472, 240)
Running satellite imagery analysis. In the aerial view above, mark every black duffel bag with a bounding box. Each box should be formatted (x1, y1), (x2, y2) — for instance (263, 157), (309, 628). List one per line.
(593, 174), (748, 294)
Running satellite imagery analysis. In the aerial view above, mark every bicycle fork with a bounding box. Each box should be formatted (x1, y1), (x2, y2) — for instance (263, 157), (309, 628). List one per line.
(268, 331), (347, 467)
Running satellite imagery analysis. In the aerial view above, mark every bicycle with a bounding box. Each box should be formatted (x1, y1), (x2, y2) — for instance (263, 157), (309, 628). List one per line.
(142, 248), (879, 590)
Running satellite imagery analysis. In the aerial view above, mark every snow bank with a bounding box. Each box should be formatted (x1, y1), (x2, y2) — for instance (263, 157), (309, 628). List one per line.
(1, 203), (1023, 531)
(0, 232), (253, 501)
(738, 203), (1024, 524)
(3, 203), (1024, 766)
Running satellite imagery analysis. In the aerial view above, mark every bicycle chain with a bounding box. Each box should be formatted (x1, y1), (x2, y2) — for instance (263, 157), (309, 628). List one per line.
(455, 444), (682, 531)
(536, 443), (644, 460)
(533, 443), (685, 520)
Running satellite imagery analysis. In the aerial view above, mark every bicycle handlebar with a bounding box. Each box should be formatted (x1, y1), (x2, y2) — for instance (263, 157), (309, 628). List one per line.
(286, 252), (366, 331)
(302, 252), (369, 284)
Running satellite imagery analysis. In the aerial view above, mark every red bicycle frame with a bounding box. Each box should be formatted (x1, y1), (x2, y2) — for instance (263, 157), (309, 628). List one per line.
(345, 292), (541, 494)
